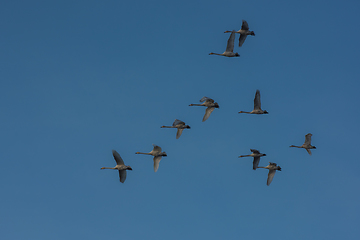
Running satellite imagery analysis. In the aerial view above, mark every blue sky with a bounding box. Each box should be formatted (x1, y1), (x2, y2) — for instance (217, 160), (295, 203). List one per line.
(1, 0), (360, 239)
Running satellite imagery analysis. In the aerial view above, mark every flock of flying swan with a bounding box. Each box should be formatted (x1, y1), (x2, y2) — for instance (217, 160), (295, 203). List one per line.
(100, 20), (316, 185)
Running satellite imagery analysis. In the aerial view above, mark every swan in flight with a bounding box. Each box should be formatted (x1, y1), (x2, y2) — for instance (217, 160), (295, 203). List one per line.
(290, 133), (316, 155)
(161, 119), (191, 139)
(189, 97), (219, 122)
(258, 162), (281, 186)
(225, 20), (255, 47)
(100, 150), (132, 183)
(209, 31), (240, 57)
(238, 149), (266, 170)
(238, 90), (268, 114)
(135, 144), (167, 172)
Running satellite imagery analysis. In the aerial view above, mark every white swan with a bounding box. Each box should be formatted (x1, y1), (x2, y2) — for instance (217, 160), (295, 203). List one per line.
(258, 162), (281, 186)
(238, 90), (268, 114)
(238, 149), (266, 170)
(100, 150), (132, 183)
(135, 144), (167, 172)
(224, 20), (255, 47)
(189, 97), (219, 122)
(209, 31), (240, 57)
(161, 119), (190, 139)
(290, 133), (316, 155)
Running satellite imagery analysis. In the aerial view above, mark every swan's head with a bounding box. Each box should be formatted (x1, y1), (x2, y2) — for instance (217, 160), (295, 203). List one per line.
(224, 30), (232, 33)
(135, 152), (140, 154)
(214, 102), (220, 108)
(100, 167), (106, 169)
(209, 52), (215, 55)
(250, 31), (255, 36)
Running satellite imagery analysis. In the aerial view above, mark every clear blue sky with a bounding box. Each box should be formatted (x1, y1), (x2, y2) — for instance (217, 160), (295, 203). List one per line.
(1, 0), (360, 239)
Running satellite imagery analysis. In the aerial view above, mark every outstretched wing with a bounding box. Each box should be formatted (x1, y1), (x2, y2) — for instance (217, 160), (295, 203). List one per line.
(225, 31), (235, 53)
(152, 144), (162, 154)
(153, 156), (162, 172)
(253, 156), (260, 170)
(305, 133), (312, 145)
(267, 169), (276, 186)
(203, 107), (215, 122)
(306, 148), (312, 155)
(238, 34), (247, 47)
(250, 149), (260, 154)
(112, 150), (125, 166)
(241, 20), (249, 30)
(176, 129), (184, 139)
(119, 170), (127, 183)
(173, 119), (185, 126)
(254, 90), (261, 110)
(200, 96), (214, 103)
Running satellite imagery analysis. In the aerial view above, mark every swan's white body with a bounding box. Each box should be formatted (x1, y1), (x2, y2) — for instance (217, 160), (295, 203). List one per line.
(100, 150), (132, 183)
(239, 90), (268, 114)
(136, 144), (167, 172)
(290, 133), (316, 155)
(161, 119), (190, 139)
(209, 31), (240, 57)
(238, 149), (266, 170)
(189, 97), (219, 122)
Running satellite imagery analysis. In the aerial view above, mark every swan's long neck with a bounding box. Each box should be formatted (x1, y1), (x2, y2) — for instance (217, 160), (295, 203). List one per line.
(135, 152), (152, 155)
(209, 52), (222, 56)
(100, 167), (116, 170)
(238, 111), (252, 114)
(289, 145), (301, 148)
(239, 154), (251, 158)
(161, 126), (175, 128)
(189, 104), (203, 106)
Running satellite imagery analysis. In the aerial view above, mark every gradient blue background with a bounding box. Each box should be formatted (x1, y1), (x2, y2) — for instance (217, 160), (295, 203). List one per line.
(1, 0), (360, 239)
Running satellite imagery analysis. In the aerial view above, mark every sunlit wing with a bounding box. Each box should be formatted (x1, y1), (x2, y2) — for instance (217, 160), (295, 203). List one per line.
(112, 150), (125, 166)
(152, 144), (162, 154)
(306, 148), (312, 155)
(203, 107), (215, 122)
(267, 169), (276, 186)
(254, 90), (261, 110)
(305, 133), (312, 145)
(225, 32), (235, 53)
(119, 170), (127, 183)
(238, 34), (247, 47)
(153, 156), (162, 172)
(176, 129), (184, 139)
